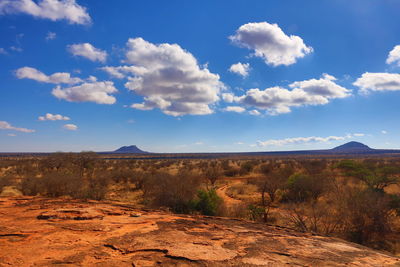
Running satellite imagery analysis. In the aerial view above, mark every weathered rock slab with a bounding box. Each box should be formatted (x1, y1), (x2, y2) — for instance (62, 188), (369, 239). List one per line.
(0, 196), (399, 267)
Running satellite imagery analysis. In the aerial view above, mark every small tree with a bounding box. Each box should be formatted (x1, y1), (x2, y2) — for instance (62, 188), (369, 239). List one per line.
(335, 160), (399, 191)
(203, 162), (223, 188)
(284, 173), (326, 203)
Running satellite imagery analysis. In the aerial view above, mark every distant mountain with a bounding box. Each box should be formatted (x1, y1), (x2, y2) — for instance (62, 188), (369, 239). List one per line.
(113, 145), (148, 154)
(332, 141), (372, 152)
(254, 141), (400, 156)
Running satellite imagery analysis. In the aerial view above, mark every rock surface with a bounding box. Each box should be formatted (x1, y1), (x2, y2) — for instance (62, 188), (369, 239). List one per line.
(0, 197), (399, 267)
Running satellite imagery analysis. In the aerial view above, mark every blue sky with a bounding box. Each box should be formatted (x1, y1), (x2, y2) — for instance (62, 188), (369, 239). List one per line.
(1, 0), (400, 153)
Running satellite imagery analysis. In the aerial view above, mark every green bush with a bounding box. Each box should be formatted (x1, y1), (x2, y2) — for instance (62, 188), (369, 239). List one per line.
(248, 204), (264, 221)
(192, 189), (222, 216)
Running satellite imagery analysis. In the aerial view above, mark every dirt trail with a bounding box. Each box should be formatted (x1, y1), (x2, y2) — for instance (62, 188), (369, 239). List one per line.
(216, 181), (242, 207)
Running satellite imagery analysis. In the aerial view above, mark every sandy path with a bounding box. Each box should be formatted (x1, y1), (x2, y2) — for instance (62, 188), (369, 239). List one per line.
(216, 181), (242, 207)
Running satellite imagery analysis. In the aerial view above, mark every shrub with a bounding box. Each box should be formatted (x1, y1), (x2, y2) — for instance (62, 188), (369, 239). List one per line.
(283, 173), (325, 203)
(21, 177), (44, 196)
(192, 189), (223, 216)
(143, 169), (201, 213)
(248, 204), (265, 222)
(20, 170), (110, 200)
(342, 188), (393, 247)
(0, 175), (13, 189)
(82, 174), (110, 200)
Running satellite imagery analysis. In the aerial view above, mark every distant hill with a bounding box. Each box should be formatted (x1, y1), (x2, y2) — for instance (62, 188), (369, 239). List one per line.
(254, 141), (400, 156)
(113, 145), (148, 154)
(332, 141), (372, 152)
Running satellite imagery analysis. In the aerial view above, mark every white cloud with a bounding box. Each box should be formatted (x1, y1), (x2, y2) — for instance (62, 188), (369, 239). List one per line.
(63, 124), (77, 131)
(235, 74), (350, 115)
(194, 141), (204, 145)
(16, 66), (82, 84)
(230, 22), (313, 66)
(0, 0), (91, 25)
(0, 121), (35, 133)
(67, 43), (107, 63)
(45, 31), (56, 40)
(224, 106), (246, 113)
(7, 133), (16, 137)
(38, 113), (70, 121)
(229, 62), (250, 77)
(222, 93), (235, 103)
(10, 46), (22, 52)
(86, 75), (97, 82)
(381, 130), (387, 134)
(322, 73), (337, 81)
(289, 75), (349, 98)
(386, 45), (400, 66)
(257, 135), (350, 147)
(353, 133), (365, 137)
(52, 81), (117, 104)
(235, 142), (244, 145)
(122, 38), (225, 116)
(249, 109), (261, 116)
(100, 65), (147, 79)
(353, 72), (400, 94)
(0, 48), (7, 54)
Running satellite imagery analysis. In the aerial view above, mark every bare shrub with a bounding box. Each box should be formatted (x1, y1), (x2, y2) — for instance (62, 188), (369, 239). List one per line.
(0, 175), (14, 189)
(143, 169), (201, 213)
(341, 188), (394, 248)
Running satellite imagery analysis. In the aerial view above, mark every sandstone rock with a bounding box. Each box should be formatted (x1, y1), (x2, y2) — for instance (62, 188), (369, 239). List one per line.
(0, 197), (399, 267)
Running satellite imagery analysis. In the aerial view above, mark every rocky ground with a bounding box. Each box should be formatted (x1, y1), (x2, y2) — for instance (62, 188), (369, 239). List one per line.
(0, 197), (399, 267)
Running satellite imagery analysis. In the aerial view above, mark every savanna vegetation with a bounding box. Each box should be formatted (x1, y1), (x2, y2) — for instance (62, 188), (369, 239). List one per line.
(0, 153), (400, 254)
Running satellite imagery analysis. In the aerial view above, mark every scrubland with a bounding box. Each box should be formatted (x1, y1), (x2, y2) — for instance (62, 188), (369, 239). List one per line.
(1, 153), (399, 254)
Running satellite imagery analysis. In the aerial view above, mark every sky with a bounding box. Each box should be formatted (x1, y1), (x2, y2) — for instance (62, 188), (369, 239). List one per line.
(1, 0), (400, 153)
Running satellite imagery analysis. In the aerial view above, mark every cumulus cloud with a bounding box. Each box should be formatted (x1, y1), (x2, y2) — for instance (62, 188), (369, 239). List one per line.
(52, 81), (117, 104)
(224, 106), (246, 113)
(121, 38), (224, 116)
(16, 67), (82, 84)
(67, 43), (107, 63)
(0, 121), (35, 133)
(234, 74), (350, 115)
(353, 72), (400, 94)
(38, 113), (70, 121)
(63, 124), (77, 131)
(0, 0), (91, 25)
(45, 31), (56, 40)
(322, 73), (336, 81)
(386, 45), (400, 66)
(100, 65), (147, 79)
(249, 109), (261, 116)
(230, 22), (313, 66)
(229, 62), (250, 77)
(222, 93), (235, 103)
(257, 135), (351, 147)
